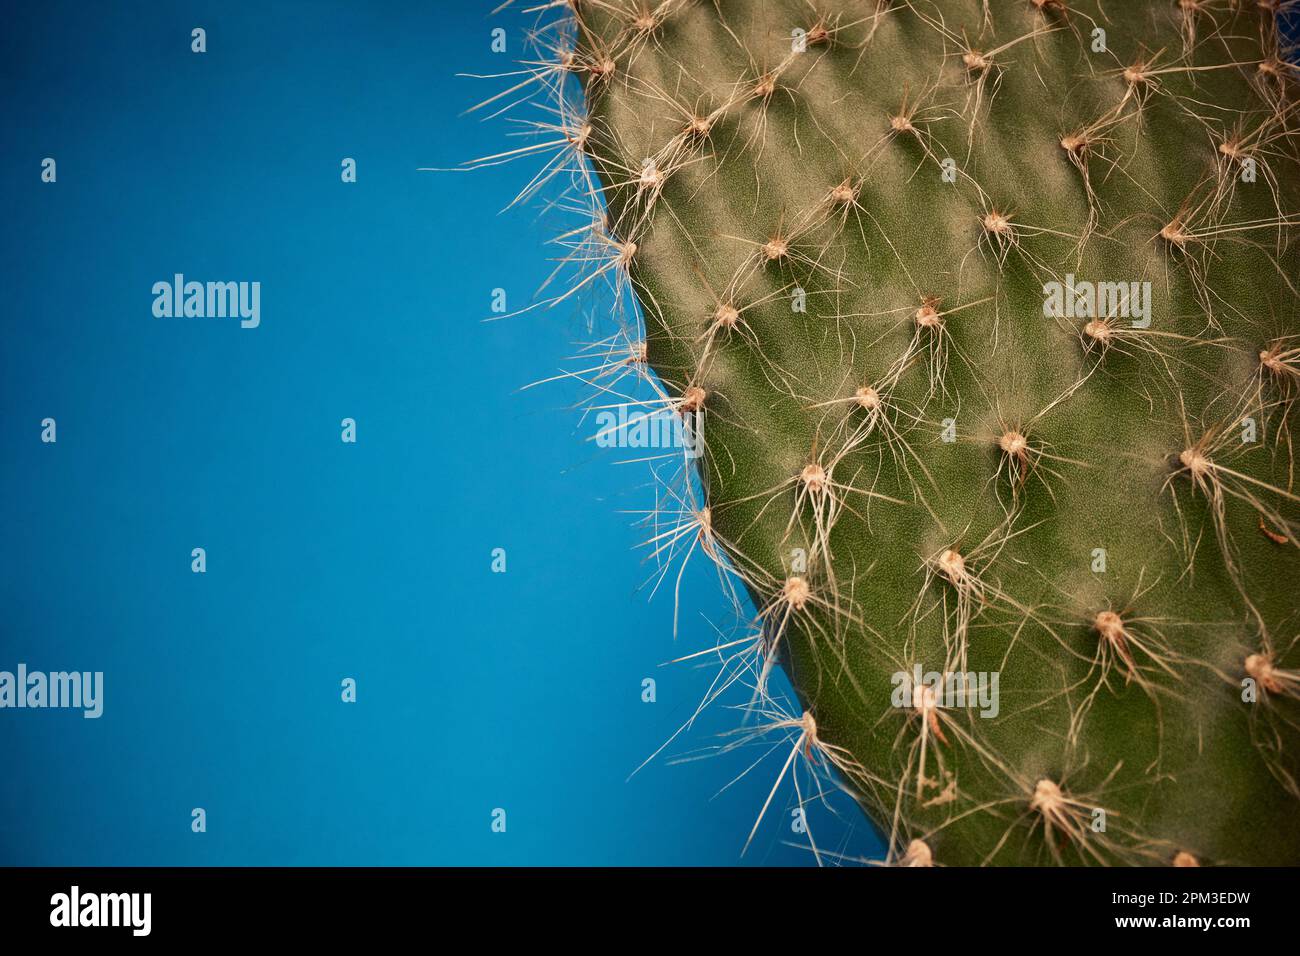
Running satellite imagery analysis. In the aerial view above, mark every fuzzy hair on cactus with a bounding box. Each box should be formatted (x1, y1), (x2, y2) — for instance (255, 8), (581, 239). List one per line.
(476, 0), (1300, 865)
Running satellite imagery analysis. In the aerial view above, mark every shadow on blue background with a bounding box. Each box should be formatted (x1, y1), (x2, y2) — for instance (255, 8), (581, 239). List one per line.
(0, 1), (882, 865)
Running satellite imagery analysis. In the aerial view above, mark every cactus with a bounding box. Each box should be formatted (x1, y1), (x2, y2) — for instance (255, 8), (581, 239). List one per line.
(483, 0), (1300, 864)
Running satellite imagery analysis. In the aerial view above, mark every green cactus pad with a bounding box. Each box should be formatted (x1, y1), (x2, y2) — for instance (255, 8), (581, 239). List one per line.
(556, 0), (1300, 865)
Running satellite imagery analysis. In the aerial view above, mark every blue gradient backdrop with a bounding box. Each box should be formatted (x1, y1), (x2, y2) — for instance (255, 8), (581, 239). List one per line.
(0, 1), (882, 865)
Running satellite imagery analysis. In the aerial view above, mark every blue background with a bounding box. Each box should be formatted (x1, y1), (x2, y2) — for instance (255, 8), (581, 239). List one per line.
(0, 1), (881, 865)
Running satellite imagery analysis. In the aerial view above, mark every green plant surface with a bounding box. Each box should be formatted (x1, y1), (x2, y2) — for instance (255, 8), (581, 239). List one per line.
(522, 0), (1300, 865)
